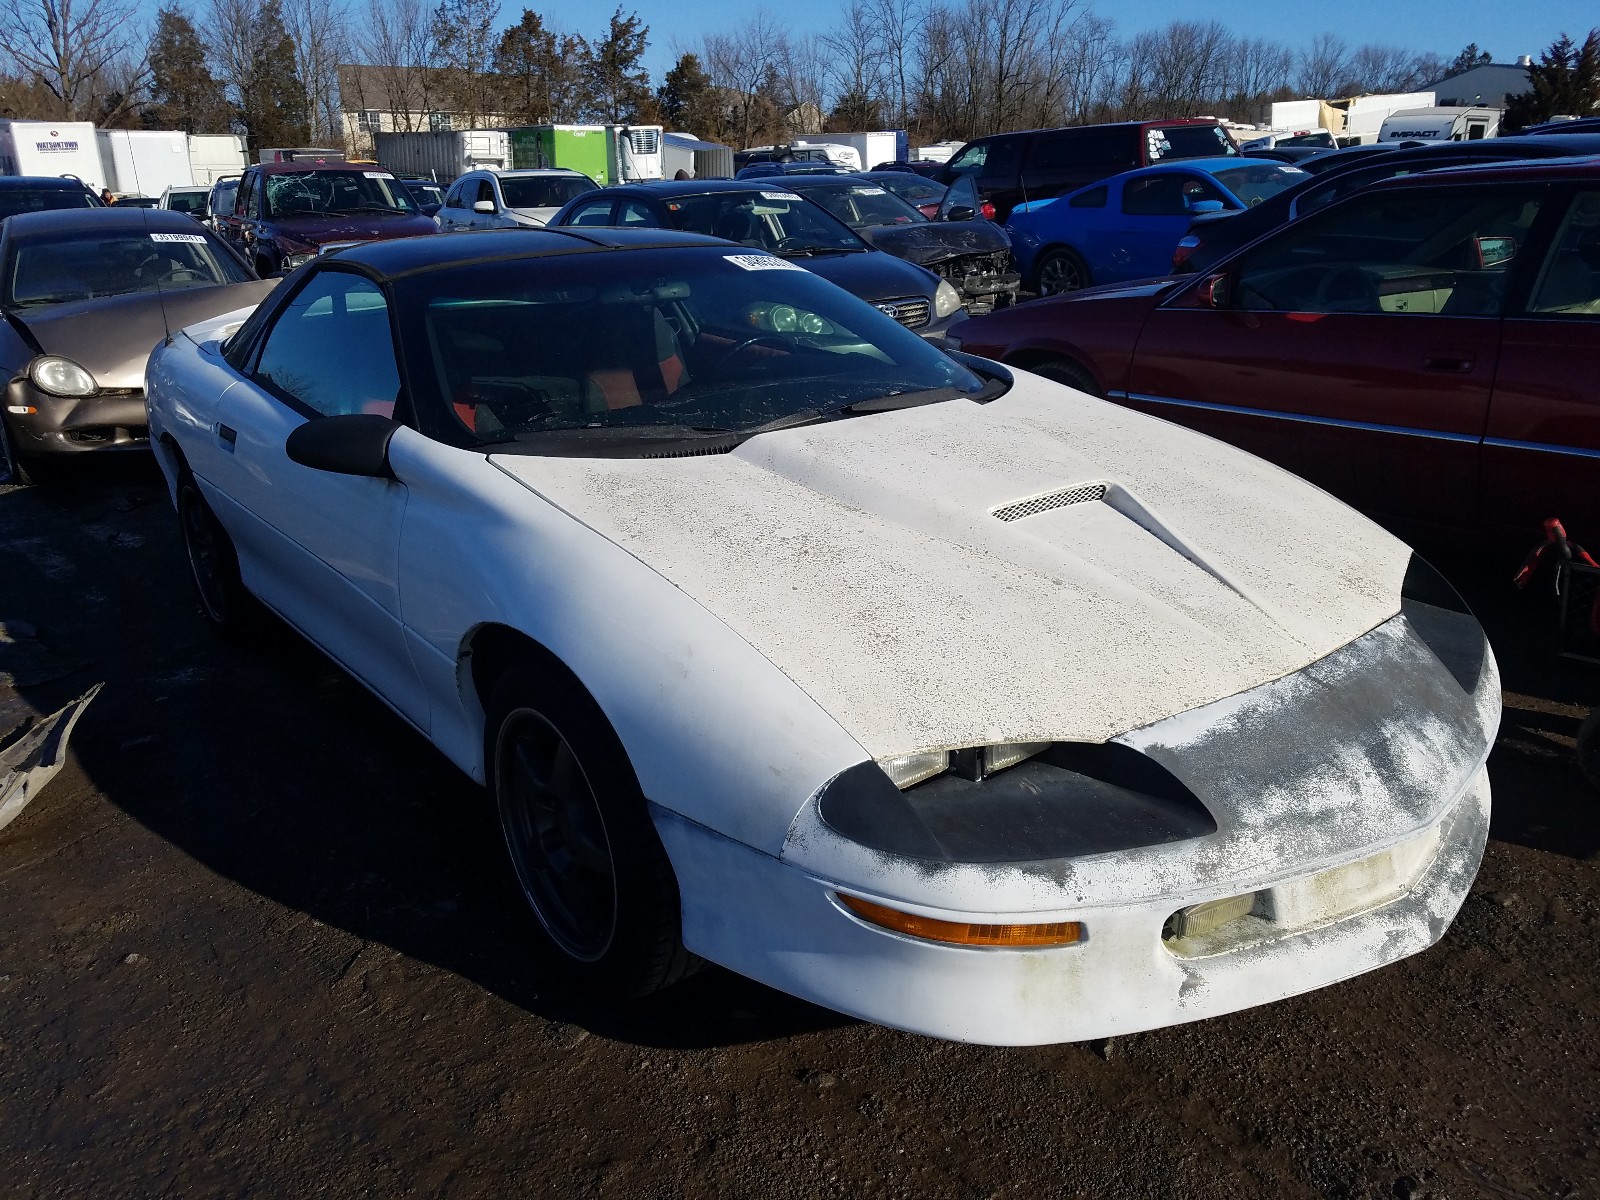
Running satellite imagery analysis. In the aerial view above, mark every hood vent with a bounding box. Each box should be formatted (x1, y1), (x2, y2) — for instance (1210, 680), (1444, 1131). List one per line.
(992, 483), (1107, 523)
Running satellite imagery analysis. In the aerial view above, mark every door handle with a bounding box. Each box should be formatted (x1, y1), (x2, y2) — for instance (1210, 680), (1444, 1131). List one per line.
(1423, 355), (1474, 373)
(217, 423), (237, 446)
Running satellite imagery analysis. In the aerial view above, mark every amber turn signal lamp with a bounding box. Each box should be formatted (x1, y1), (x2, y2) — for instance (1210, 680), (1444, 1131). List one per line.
(838, 894), (1084, 947)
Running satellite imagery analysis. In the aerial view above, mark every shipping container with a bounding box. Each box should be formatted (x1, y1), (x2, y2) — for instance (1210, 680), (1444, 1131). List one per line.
(98, 129), (195, 198)
(0, 121), (104, 191)
(373, 130), (511, 182)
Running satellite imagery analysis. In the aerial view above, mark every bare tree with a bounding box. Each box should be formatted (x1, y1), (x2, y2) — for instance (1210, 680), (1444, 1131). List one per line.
(346, 0), (437, 133)
(703, 11), (790, 147)
(0, 0), (146, 120)
(1297, 31), (1349, 97)
(282, 0), (348, 143)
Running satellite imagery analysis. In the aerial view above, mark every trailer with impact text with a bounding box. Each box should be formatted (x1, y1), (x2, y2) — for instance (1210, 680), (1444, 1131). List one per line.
(1378, 106), (1500, 143)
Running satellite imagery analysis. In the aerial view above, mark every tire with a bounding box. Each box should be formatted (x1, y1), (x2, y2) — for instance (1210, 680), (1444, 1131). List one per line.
(1031, 357), (1102, 397)
(0, 417), (42, 486)
(177, 471), (258, 638)
(1577, 709), (1600, 792)
(486, 664), (698, 999)
(1034, 247), (1091, 296)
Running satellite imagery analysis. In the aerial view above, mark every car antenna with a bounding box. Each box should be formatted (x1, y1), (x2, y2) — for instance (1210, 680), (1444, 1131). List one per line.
(121, 140), (176, 346)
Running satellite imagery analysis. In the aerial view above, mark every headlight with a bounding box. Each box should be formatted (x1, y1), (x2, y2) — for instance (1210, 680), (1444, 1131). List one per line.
(879, 750), (949, 789)
(876, 740), (1051, 790)
(28, 355), (97, 397)
(934, 278), (963, 318)
(282, 252), (314, 270)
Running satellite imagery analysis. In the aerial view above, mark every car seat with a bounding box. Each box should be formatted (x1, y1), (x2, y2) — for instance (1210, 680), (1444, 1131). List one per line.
(1535, 250), (1596, 312)
(712, 209), (765, 248)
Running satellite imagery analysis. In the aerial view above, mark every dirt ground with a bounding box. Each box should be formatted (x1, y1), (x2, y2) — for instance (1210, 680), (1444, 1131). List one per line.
(1, 460), (1596, 1200)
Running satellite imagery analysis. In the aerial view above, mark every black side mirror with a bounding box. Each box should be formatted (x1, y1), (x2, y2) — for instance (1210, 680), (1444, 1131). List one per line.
(285, 413), (398, 478)
(945, 205), (976, 222)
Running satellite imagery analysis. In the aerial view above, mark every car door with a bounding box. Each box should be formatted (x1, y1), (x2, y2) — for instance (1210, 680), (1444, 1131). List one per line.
(1481, 186), (1600, 542)
(561, 196), (617, 227)
(1124, 181), (1549, 532)
(947, 136), (1023, 221)
(474, 177), (507, 228)
(438, 176), (471, 230)
(1115, 173), (1224, 281)
(221, 167), (255, 251)
(206, 267), (427, 728)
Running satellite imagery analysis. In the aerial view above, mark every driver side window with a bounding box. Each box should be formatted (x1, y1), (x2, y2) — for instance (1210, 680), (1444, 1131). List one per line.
(1234, 186), (1543, 316)
(444, 180), (468, 209)
(254, 272), (402, 418)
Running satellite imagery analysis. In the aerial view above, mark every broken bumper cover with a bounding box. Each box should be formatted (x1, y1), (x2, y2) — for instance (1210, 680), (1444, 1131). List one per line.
(653, 606), (1499, 1045)
(7, 381), (148, 456)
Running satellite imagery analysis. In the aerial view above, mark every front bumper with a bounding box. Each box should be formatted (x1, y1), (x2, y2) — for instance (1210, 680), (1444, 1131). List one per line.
(655, 767), (1489, 1044)
(6, 379), (148, 457)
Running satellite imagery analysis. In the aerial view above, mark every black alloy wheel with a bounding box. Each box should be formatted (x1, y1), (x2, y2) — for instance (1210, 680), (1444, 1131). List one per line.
(177, 474), (255, 637)
(496, 707), (618, 962)
(1035, 248), (1091, 296)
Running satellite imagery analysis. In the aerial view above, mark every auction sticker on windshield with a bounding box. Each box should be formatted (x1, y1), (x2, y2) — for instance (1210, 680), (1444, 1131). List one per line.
(150, 233), (207, 244)
(760, 192), (802, 201)
(725, 254), (806, 272)
(363, 172), (393, 179)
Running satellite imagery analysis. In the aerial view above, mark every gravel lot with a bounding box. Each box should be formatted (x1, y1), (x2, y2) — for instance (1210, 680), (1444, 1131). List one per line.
(1, 460), (1597, 1199)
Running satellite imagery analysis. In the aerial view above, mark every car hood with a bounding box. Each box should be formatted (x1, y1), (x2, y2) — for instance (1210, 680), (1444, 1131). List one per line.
(859, 219), (1010, 265)
(16, 279), (279, 389)
(491, 376), (1410, 759)
(798, 249), (938, 302)
(508, 207), (559, 227)
(269, 212), (439, 248)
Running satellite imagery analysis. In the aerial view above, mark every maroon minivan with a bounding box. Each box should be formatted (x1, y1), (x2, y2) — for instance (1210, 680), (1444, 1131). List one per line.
(938, 119), (1240, 221)
(953, 157), (1600, 551)
(217, 160), (438, 276)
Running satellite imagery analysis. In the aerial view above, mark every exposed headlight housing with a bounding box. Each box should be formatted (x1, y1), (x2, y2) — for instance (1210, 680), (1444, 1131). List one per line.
(28, 355), (98, 398)
(879, 750), (949, 790)
(876, 740), (1053, 790)
(934, 278), (963, 318)
(282, 252), (315, 270)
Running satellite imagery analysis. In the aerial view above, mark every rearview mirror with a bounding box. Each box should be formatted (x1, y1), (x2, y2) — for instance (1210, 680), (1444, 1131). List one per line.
(473, 199), (496, 214)
(285, 413), (398, 478)
(1196, 272), (1230, 308)
(1475, 236), (1516, 268)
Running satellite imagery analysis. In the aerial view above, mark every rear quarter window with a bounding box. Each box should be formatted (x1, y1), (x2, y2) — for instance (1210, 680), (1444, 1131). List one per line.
(1069, 186), (1108, 208)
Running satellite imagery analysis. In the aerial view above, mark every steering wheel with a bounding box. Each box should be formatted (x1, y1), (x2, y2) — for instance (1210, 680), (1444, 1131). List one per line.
(771, 237), (810, 253)
(711, 334), (791, 373)
(1312, 265), (1378, 310)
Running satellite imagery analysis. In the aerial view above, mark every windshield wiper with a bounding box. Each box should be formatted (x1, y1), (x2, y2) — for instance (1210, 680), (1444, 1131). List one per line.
(777, 244), (868, 257)
(345, 204), (408, 214)
(836, 387), (971, 414)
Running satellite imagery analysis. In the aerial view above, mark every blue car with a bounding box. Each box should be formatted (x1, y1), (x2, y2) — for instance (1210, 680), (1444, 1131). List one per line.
(1007, 157), (1309, 294)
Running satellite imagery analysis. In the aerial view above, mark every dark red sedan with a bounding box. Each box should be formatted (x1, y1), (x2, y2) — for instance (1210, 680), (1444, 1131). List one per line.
(952, 158), (1600, 551)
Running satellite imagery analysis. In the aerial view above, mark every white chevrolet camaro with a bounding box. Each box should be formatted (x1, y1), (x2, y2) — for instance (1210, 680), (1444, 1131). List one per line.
(146, 227), (1500, 1046)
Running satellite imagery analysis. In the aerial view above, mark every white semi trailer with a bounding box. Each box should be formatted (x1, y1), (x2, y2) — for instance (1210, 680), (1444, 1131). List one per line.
(98, 129), (195, 197)
(0, 120), (104, 190)
(374, 130), (512, 182)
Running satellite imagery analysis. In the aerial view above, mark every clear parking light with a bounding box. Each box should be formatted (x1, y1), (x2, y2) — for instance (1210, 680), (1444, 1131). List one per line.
(934, 278), (963, 318)
(839, 893), (1085, 947)
(28, 355), (97, 397)
(984, 740), (1051, 774)
(878, 749), (949, 789)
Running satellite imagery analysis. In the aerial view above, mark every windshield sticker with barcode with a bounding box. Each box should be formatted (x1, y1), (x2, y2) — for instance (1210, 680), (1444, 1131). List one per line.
(150, 232), (206, 244)
(725, 253), (805, 272)
(759, 191), (801, 201)
(363, 171), (393, 179)
(852, 186), (886, 195)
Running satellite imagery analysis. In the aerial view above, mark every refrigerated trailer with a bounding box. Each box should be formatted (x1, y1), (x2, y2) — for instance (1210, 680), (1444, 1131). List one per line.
(508, 124), (662, 186)
(98, 129), (195, 197)
(187, 134), (247, 185)
(798, 131), (907, 171)
(374, 129), (511, 181)
(0, 121), (104, 190)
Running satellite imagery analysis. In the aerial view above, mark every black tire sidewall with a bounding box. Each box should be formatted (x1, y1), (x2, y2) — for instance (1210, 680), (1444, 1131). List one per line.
(1034, 358), (1101, 397)
(177, 473), (253, 637)
(485, 664), (687, 999)
(1035, 248), (1088, 296)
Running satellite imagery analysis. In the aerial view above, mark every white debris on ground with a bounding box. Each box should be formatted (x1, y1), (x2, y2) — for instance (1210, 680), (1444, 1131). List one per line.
(0, 683), (101, 835)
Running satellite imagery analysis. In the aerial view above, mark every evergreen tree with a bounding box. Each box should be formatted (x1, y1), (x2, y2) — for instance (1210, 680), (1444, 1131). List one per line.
(493, 9), (587, 125)
(432, 0), (499, 124)
(583, 8), (650, 123)
(146, 7), (232, 132)
(1446, 43), (1493, 75)
(656, 52), (717, 135)
(238, 0), (309, 152)
(1504, 30), (1600, 130)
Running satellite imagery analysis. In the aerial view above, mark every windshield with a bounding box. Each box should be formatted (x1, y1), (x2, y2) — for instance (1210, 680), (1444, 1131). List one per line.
(5, 229), (252, 309)
(406, 181), (444, 206)
(799, 182), (924, 228)
(1150, 125), (1237, 161)
(264, 170), (418, 217)
(166, 190), (209, 214)
(501, 175), (593, 209)
(659, 190), (866, 254)
(397, 248), (986, 453)
(0, 187), (97, 220)
(212, 180), (238, 212)
(874, 176), (946, 206)
(1212, 162), (1309, 207)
